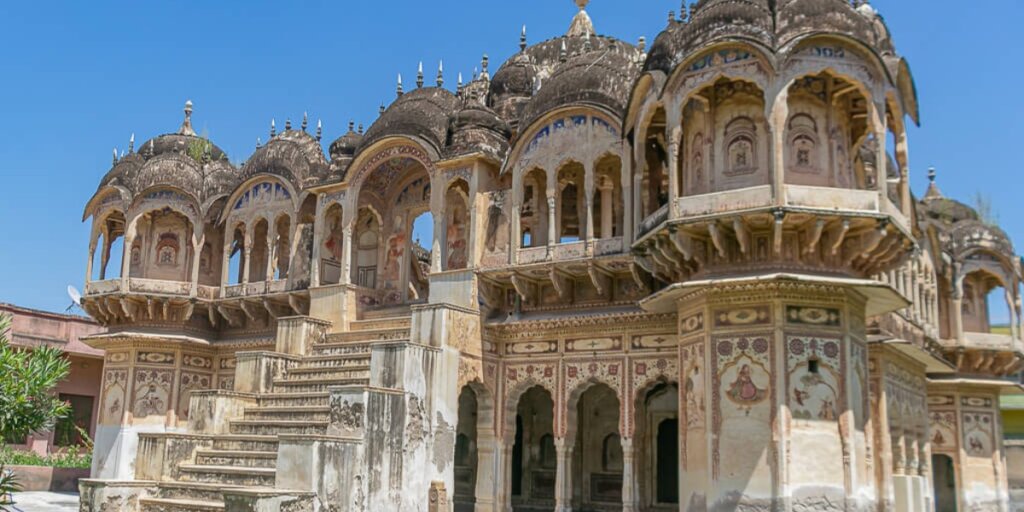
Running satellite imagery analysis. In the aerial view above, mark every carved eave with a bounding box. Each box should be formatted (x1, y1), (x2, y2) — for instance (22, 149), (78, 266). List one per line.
(639, 272), (909, 317)
(478, 250), (635, 309)
(81, 331), (214, 351)
(927, 376), (1024, 396)
(870, 337), (956, 374)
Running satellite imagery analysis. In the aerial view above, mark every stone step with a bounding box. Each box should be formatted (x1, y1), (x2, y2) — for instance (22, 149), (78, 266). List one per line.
(326, 327), (409, 343)
(140, 497), (225, 512)
(177, 464), (275, 487)
(257, 392), (329, 408)
(310, 342), (379, 357)
(283, 365), (370, 381)
(271, 377), (367, 393)
(195, 449), (278, 468)
(228, 419), (329, 436)
(210, 435), (279, 452)
(154, 482), (232, 503)
(294, 353), (371, 369)
(351, 316), (411, 331)
(243, 406), (330, 422)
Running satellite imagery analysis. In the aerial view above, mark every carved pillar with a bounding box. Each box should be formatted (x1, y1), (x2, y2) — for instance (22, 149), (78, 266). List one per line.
(584, 162), (595, 243)
(467, 170), (480, 269)
(666, 128), (680, 217)
(86, 237), (97, 285)
(433, 205), (446, 273)
(511, 198), (522, 265)
(599, 180), (613, 239)
(499, 438), (514, 512)
(220, 238), (231, 291)
(1005, 289), (1018, 341)
(621, 436), (637, 512)
(875, 104), (889, 199)
(770, 87), (790, 206)
(265, 224), (276, 283)
(340, 226), (353, 286)
(242, 241), (252, 285)
(546, 194), (557, 249)
(554, 437), (573, 512)
(310, 195), (325, 287)
(952, 263), (965, 342)
(190, 235), (203, 296)
(120, 228), (136, 286)
(622, 148), (634, 244)
(100, 232), (112, 280)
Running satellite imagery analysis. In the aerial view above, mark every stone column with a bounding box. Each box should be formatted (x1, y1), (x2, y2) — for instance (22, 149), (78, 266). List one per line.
(86, 239), (97, 285)
(340, 226), (353, 286)
(242, 240), (252, 285)
(666, 128), (680, 217)
(120, 228), (136, 287)
(511, 198), (521, 265)
(584, 162), (595, 243)
(1005, 289), (1018, 340)
(265, 226), (276, 283)
(310, 196), (325, 287)
(220, 238), (231, 292)
(546, 194), (557, 249)
(599, 181), (613, 240)
(622, 149), (634, 244)
(952, 263), (965, 342)
(190, 235), (203, 296)
(769, 88), (790, 206)
(621, 436), (637, 512)
(100, 233), (112, 280)
(875, 105), (889, 199)
(433, 204), (446, 273)
(554, 437), (573, 512)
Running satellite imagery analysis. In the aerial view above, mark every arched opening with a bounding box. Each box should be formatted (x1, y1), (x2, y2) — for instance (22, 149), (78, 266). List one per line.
(408, 210), (433, 302)
(321, 204), (344, 285)
(961, 269), (1012, 336)
(132, 208), (194, 282)
(228, 224), (245, 285)
(356, 154), (431, 306)
(251, 219), (270, 282)
(570, 383), (622, 509)
(198, 220), (222, 287)
(274, 215), (291, 280)
(352, 207), (380, 289)
(782, 72), (870, 189)
(92, 211), (126, 281)
(593, 155), (623, 239)
(454, 386), (479, 512)
(520, 168), (549, 248)
(510, 385), (555, 510)
(931, 453), (957, 512)
(556, 162), (584, 243)
(445, 180), (470, 270)
(641, 107), (668, 218)
(634, 381), (679, 509)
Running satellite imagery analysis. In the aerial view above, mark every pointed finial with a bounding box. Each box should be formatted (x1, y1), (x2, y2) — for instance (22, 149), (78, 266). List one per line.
(638, 36), (646, 53)
(128, 133), (135, 154)
(301, 112), (308, 132)
(316, 119), (322, 141)
(575, 0), (589, 10)
(380, 102), (387, 114)
(668, 10), (676, 24)
(256, 137), (262, 149)
(178, 99), (196, 136)
(348, 120), (355, 133)
(680, 1), (689, 22)
(520, 25), (528, 51)
(285, 118), (292, 131)
(270, 118), (276, 138)
(112, 148), (118, 165)
(458, 72), (464, 89)
(397, 73), (405, 97)
(437, 60), (444, 88)
(480, 54), (490, 80)
(559, 40), (568, 62)
(417, 61), (424, 88)
(928, 167), (936, 183)
(358, 123), (364, 135)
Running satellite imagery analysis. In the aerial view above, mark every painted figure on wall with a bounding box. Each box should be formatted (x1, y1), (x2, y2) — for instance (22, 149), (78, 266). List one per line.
(685, 363), (705, 428)
(446, 207), (467, 270)
(727, 364), (766, 405)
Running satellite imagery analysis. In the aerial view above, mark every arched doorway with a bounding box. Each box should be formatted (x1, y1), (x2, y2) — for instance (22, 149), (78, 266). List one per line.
(570, 383), (622, 511)
(635, 381), (679, 510)
(454, 386), (479, 512)
(931, 453), (957, 512)
(509, 385), (555, 511)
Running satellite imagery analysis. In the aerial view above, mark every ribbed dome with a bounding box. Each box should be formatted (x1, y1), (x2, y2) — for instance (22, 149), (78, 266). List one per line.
(776, 0), (893, 53)
(240, 130), (329, 191)
(362, 87), (461, 154)
(329, 123), (364, 160)
(519, 43), (640, 132)
(447, 103), (512, 160)
(646, 0), (774, 75)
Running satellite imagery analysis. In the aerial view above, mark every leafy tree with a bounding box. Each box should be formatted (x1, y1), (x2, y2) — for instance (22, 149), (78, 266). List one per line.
(0, 314), (71, 508)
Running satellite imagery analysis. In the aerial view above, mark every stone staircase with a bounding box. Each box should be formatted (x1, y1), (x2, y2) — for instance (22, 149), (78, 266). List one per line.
(136, 313), (411, 512)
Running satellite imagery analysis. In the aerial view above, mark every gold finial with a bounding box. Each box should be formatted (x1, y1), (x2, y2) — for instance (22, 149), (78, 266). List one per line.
(575, 0), (589, 10)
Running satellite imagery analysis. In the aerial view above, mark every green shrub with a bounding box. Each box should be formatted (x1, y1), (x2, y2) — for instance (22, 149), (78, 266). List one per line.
(0, 446), (91, 470)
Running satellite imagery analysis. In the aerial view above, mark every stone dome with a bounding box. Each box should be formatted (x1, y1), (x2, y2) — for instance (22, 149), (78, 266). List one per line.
(519, 41), (640, 132)
(446, 102), (512, 160)
(329, 123), (364, 160)
(240, 129), (329, 191)
(775, 0), (894, 54)
(361, 86), (461, 155)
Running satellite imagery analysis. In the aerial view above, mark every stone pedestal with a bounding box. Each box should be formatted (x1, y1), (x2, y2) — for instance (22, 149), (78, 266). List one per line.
(664, 278), (882, 511)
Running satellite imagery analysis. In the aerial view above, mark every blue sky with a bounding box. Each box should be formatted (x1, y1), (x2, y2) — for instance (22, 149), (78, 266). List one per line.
(0, 1), (1021, 317)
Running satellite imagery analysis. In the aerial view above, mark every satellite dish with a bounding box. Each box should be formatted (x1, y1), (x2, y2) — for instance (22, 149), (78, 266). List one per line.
(66, 285), (82, 313)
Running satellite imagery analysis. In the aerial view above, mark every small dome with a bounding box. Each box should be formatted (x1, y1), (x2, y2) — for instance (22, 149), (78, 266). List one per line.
(329, 123), (364, 160)
(519, 42), (640, 132)
(240, 129), (329, 191)
(646, 0), (774, 75)
(776, 0), (894, 54)
(362, 87), (460, 154)
(129, 152), (206, 201)
(447, 103), (512, 160)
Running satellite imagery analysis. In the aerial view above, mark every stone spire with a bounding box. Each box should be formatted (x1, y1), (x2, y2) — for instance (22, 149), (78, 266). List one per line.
(128, 133), (135, 154)
(316, 119), (322, 142)
(112, 148), (118, 165)
(285, 118), (292, 131)
(301, 112), (308, 132)
(178, 100), (196, 136)
(436, 60), (444, 88)
(270, 118), (276, 138)
(923, 167), (944, 200)
(479, 54), (490, 81)
(520, 25), (528, 52)
(417, 62), (424, 88)
(397, 74), (404, 97)
(567, 0), (595, 37)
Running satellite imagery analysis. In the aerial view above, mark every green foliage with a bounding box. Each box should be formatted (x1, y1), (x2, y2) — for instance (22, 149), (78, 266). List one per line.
(0, 314), (73, 505)
(0, 445), (91, 469)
